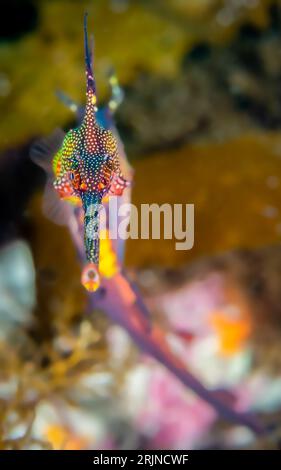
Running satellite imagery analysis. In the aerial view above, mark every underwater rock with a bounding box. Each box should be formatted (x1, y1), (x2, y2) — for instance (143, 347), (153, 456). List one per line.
(117, 4), (281, 156)
(116, 69), (254, 156)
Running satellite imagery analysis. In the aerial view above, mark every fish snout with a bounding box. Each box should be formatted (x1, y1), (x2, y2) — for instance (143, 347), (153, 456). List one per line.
(81, 263), (100, 292)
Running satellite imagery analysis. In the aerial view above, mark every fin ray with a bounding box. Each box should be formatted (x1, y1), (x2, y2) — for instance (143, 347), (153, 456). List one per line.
(30, 128), (65, 175)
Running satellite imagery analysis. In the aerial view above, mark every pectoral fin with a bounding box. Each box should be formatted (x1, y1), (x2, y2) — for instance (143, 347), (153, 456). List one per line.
(30, 128), (65, 175)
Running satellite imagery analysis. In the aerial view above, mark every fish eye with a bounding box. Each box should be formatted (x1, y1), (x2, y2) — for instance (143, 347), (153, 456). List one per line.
(87, 268), (97, 281)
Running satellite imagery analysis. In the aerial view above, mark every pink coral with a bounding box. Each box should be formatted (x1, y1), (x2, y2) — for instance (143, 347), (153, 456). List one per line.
(136, 366), (216, 449)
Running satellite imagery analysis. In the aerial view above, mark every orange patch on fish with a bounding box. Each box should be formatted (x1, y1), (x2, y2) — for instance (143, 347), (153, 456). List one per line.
(80, 182), (88, 191)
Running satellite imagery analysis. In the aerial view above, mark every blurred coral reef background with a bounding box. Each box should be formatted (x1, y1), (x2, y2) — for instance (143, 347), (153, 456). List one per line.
(1, 0), (281, 450)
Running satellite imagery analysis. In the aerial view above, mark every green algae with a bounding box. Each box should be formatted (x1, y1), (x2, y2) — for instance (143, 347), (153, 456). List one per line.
(127, 131), (281, 267)
(0, 0), (275, 150)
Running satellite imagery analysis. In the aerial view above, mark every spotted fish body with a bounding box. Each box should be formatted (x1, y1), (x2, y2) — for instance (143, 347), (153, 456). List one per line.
(52, 14), (127, 291)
